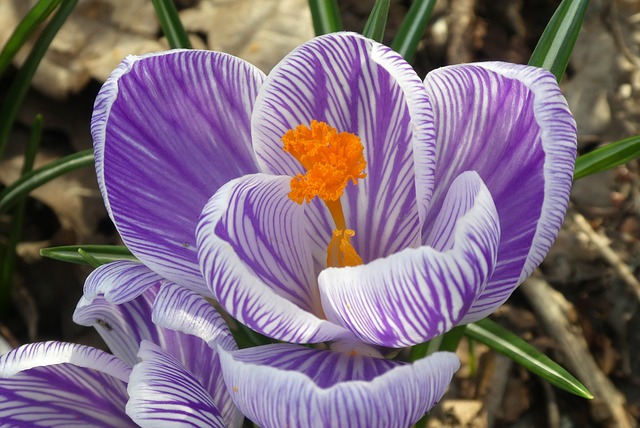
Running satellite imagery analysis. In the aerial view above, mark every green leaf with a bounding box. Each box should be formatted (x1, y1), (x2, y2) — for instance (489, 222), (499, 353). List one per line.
(574, 135), (640, 180)
(409, 335), (441, 361)
(0, 149), (94, 215)
(150, 0), (192, 49)
(77, 248), (105, 268)
(0, 0), (78, 160)
(0, 0), (62, 76)
(390, 0), (437, 62)
(465, 318), (593, 399)
(40, 245), (137, 266)
(362, 0), (390, 42)
(439, 325), (467, 352)
(308, 0), (342, 36)
(0, 115), (43, 314)
(528, 0), (589, 82)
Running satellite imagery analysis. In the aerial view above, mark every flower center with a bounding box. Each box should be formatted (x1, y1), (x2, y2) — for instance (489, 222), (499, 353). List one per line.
(282, 120), (366, 268)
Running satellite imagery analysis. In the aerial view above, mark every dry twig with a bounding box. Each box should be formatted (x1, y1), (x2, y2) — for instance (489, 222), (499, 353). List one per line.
(521, 276), (635, 428)
(573, 212), (640, 303)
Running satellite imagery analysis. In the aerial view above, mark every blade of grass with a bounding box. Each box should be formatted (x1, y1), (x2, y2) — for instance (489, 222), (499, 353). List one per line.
(308, 0), (342, 35)
(390, 0), (437, 62)
(0, 0), (78, 160)
(465, 318), (593, 399)
(0, 149), (94, 215)
(0, 115), (43, 314)
(439, 325), (467, 352)
(362, 0), (390, 42)
(40, 245), (137, 266)
(77, 248), (106, 268)
(574, 135), (640, 180)
(528, 0), (589, 82)
(0, 0), (62, 76)
(150, 0), (192, 49)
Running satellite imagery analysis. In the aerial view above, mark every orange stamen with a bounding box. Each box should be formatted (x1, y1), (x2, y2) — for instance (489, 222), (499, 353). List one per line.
(327, 229), (363, 268)
(282, 120), (366, 268)
(283, 120), (366, 205)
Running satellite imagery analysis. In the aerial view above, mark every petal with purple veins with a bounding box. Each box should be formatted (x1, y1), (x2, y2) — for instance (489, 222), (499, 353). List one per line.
(92, 50), (264, 294)
(422, 62), (576, 323)
(197, 173), (353, 344)
(219, 343), (459, 428)
(152, 284), (242, 427)
(320, 172), (500, 347)
(252, 32), (435, 263)
(73, 262), (164, 366)
(0, 342), (133, 427)
(126, 341), (225, 428)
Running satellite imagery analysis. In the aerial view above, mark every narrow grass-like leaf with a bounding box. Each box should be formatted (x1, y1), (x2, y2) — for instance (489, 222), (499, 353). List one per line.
(466, 318), (593, 399)
(150, 0), (192, 49)
(231, 321), (274, 349)
(0, 0), (61, 76)
(390, 0), (437, 62)
(40, 245), (137, 266)
(0, 115), (43, 314)
(439, 325), (467, 352)
(409, 341), (430, 361)
(362, 0), (390, 42)
(0, 149), (94, 215)
(528, 0), (589, 82)
(77, 248), (104, 268)
(308, 0), (342, 36)
(0, 0), (78, 160)
(574, 135), (640, 180)
(409, 334), (442, 361)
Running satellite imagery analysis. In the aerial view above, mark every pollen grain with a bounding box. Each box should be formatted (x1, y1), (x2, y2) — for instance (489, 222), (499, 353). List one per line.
(283, 120), (366, 204)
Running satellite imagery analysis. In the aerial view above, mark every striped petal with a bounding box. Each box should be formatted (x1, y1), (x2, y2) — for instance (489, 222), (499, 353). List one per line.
(92, 50), (264, 294)
(423, 62), (576, 323)
(252, 32), (435, 264)
(219, 344), (459, 428)
(126, 341), (225, 428)
(152, 284), (242, 427)
(197, 173), (353, 344)
(0, 342), (133, 427)
(319, 172), (500, 347)
(73, 261), (164, 366)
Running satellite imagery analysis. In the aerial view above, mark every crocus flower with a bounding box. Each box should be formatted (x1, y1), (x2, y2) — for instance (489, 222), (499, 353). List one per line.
(88, 31), (575, 427)
(0, 261), (241, 427)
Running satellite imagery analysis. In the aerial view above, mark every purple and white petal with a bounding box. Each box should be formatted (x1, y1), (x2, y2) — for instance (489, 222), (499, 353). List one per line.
(78, 260), (161, 307)
(152, 284), (242, 427)
(423, 62), (576, 323)
(0, 342), (133, 427)
(127, 341), (225, 428)
(219, 343), (459, 428)
(320, 172), (500, 347)
(92, 50), (264, 294)
(197, 173), (353, 344)
(252, 32), (433, 263)
(73, 262), (164, 366)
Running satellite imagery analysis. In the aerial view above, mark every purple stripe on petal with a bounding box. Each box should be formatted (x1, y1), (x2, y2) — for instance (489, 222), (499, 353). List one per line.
(152, 284), (242, 427)
(319, 172), (500, 347)
(197, 173), (354, 344)
(0, 342), (133, 427)
(219, 344), (459, 428)
(152, 284), (236, 352)
(74, 265), (162, 366)
(92, 50), (264, 294)
(252, 32), (431, 263)
(126, 341), (225, 428)
(79, 261), (162, 307)
(423, 62), (576, 323)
